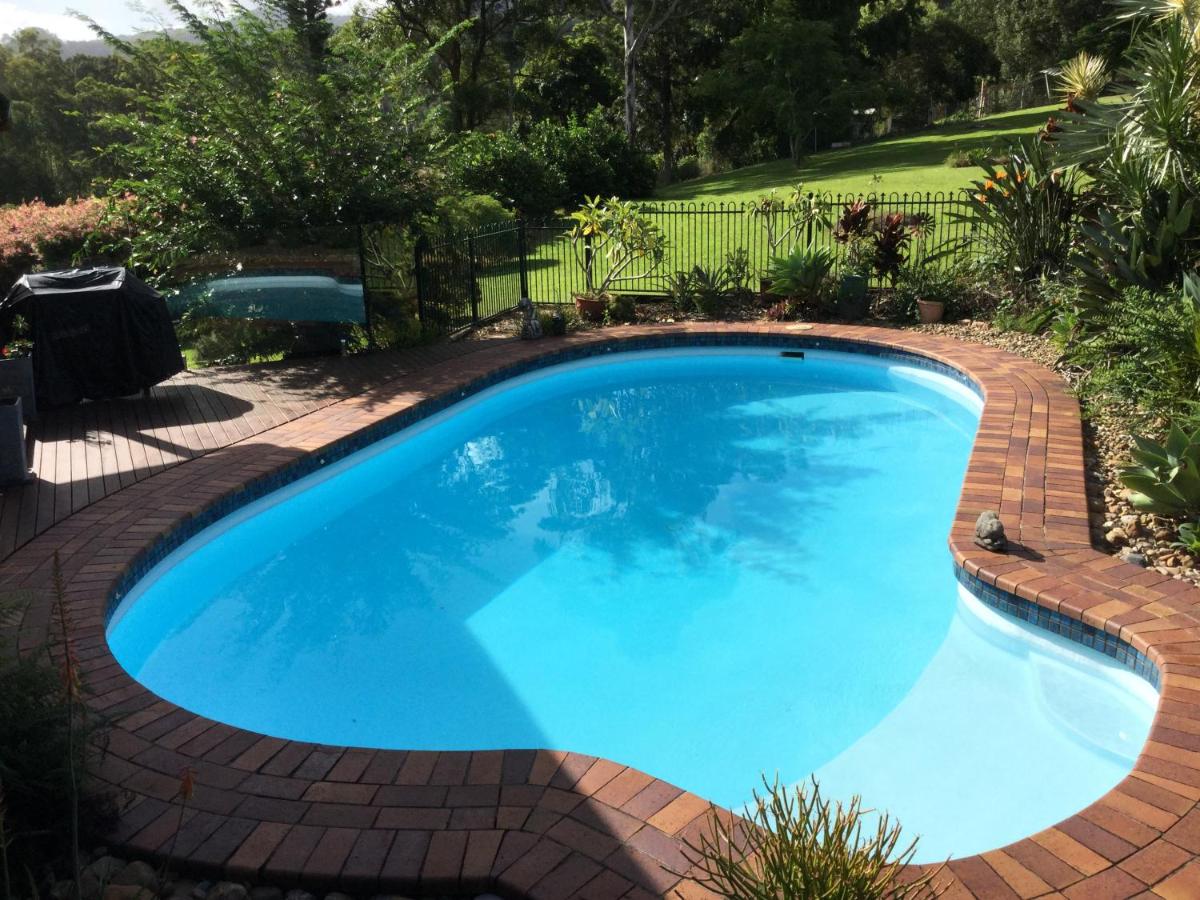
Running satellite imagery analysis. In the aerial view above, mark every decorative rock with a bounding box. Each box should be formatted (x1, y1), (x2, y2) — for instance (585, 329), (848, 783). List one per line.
(1120, 549), (1149, 567)
(1105, 527), (1128, 546)
(192, 880), (213, 899)
(974, 510), (1007, 551)
(284, 891), (316, 900)
(323, 894), (353, 900)
(249, 888), (283, 900)
(85, 857), (127, 885)
(112, 862), (158, 892)
(102, 887), (156, 900)
(167, 881), (199, 900)
(1120, 514), (1142, 536)
(207, 884), (248, 900)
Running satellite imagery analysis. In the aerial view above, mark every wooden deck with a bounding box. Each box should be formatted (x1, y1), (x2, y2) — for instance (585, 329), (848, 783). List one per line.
(0, 340), (509, 563)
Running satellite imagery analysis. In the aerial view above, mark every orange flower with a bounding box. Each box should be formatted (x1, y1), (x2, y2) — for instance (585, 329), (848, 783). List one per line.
(995, 170), (1008, 181)
(984, 179), (996, 191)
(975, 193), (988, 204)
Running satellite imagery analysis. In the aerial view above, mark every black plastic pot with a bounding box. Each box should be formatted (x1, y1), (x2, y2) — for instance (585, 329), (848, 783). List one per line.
(836, 274), (870, 319)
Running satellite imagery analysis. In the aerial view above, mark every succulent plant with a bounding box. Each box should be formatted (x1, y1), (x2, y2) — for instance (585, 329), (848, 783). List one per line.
(1119, 421), (1200, 518)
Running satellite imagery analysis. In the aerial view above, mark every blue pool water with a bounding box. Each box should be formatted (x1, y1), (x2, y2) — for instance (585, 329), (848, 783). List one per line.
(108, 348), (1156, 861)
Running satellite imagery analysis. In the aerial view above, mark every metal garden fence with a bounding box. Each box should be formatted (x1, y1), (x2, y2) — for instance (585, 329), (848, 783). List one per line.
(364, 192), (989, 337)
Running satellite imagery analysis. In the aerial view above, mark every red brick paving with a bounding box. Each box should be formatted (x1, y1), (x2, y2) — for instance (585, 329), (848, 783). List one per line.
(2, 323), (1199, 897)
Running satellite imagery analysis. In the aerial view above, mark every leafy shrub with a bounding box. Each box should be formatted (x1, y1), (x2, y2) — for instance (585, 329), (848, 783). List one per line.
(538, 308), (571, 336)
(174, 298), (298, 367)
(1119, 422), (1200, 519)
(1, 579), (114, 882)
(833, 199), (872, 244)
(766, 246), (834, 302)
(959, 139), (1078, 289)
(1058, 280), (1200, 420)
(568, 196), (668, 299)
(603, 293), (637, 324)
(683, 775), (945, 899)
(724, 249), (753, 296)
(0, 198), (127, 296)
(668, 264), (738, 318)
(944, 146), (993, 168)
(529, 110), (657, 203)
(434, 194), (516, 234)
(451, 131), (565, 219)
(674, 155), (702, 181)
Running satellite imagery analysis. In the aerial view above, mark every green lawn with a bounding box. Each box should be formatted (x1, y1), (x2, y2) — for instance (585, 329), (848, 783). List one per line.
(653, 104), (1059, 203)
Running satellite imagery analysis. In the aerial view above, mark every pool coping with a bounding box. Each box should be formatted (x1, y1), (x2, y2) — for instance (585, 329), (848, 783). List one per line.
(5, 323), (1200, 899)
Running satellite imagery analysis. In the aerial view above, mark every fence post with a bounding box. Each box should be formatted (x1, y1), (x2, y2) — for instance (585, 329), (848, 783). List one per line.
(356, 224), (378, 350)
(517, 219), (530, 301)
(467, 234), (480, 325)
(414, 233), (429, 326)
(805, 192), (815, 249)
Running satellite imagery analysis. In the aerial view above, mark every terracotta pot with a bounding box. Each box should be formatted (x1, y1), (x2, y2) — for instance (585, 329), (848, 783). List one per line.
(574, 294), (608, 323)
(917, 299), (945, 324)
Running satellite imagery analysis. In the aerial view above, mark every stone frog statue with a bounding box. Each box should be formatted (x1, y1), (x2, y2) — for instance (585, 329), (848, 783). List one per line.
(519, 297), (543, 340)
(974, 510), (1007, 552)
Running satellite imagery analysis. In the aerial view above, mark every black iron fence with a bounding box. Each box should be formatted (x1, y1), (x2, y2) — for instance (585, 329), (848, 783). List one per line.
(364, 192), (990, 337)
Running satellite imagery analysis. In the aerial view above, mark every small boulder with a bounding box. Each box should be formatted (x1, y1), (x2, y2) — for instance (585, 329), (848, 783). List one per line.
(1120, 549), (1149, 568)
(85, 857), (127, 886)
(102, 887), (156, 900)
(112, 862), (158, 892)
(974, 510), (1007, 552)
(207, 883), (248, 900)
(1105, 527), (1129, 546)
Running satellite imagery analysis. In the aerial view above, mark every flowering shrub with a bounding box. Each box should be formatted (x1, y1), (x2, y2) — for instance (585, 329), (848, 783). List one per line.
(0, 198), (127, 297)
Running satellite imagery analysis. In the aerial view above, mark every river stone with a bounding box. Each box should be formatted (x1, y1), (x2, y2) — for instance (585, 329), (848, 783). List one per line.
(85, 857), (128, 885)
(112, 861), (158, 892)
(1120, 549), (1149, 567)
(207, 883), (248, 900)
(102, 887), (156, 900)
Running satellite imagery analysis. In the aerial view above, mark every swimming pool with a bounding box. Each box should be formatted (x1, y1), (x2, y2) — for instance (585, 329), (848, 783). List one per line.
(107, 347), (1156, 862)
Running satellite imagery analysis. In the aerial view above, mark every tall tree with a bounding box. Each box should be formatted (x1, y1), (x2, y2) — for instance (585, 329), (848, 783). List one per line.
(388, 0), (536, 131)
(595, 0), (685, 139)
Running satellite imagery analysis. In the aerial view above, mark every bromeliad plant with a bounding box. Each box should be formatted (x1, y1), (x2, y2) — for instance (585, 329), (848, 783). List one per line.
(568, 196), (669, 304)
(681, 775), (946, 900)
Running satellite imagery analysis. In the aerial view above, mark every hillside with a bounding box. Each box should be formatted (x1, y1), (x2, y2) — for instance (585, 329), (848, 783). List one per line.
(654, 104), (1060, 202)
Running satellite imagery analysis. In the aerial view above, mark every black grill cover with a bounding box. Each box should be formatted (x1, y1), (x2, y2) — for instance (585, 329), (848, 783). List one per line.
(0, 267), (184, 407)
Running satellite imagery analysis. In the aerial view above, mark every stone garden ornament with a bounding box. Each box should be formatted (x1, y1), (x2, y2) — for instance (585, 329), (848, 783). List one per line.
(519, 297), (543, 340)
(974, 510), (1008, 552)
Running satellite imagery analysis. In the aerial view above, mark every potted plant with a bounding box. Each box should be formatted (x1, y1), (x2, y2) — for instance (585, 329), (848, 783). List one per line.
(569, 196), (669, 322)
(835, 236), (873, 319)
(893, 255), (956, 324)
(0, 316), (35, 419)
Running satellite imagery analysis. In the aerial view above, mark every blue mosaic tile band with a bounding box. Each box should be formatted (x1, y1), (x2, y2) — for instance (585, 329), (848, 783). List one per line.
(108, 333), (982, 616)
(955, 566), (1161, 689)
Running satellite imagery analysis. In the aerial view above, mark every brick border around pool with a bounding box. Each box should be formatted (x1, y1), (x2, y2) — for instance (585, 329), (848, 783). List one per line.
(5, 323), (1200, 899)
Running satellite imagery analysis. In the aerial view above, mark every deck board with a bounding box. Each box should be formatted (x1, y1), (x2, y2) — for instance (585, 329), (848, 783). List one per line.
(0, 339), (508, 563)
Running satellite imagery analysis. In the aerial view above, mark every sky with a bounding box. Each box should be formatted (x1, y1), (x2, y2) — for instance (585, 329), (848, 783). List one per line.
(2, 1), (183, 41)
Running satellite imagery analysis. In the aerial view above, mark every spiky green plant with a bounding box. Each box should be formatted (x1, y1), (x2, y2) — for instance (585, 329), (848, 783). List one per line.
(1120, 421), (1200, 517)
(681, 776), (946, 900)
(1057, 52), (1111, 102)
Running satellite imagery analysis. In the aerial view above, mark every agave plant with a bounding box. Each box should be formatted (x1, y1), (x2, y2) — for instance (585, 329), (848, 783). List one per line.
(1057, 52), (1111, 102)
(1119, 421), (1200, 517)
(766, 245), (835, 300)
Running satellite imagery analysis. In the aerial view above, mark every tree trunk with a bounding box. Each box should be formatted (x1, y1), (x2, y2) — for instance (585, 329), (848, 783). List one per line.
(659, 74), (674, 183)
(623, 0), (637, 139)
